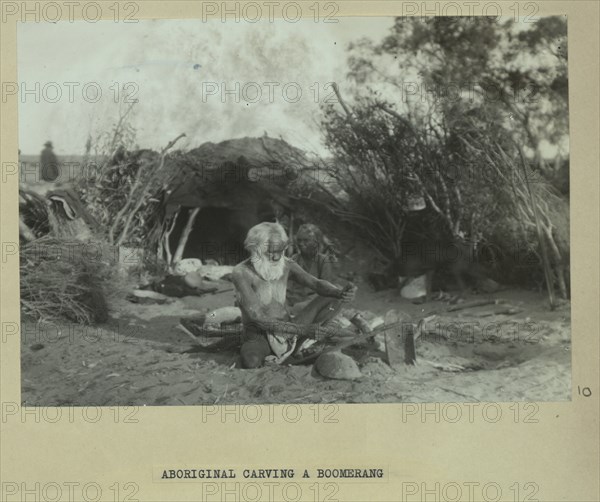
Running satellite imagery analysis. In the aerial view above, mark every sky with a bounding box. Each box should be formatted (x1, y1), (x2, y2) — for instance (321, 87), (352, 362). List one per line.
(17, 18), (395, 156)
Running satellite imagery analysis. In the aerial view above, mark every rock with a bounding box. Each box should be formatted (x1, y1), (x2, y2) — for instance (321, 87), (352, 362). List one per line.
(129, 289), (170, 304)
(203, 306), (242, 328)
(399, 274), (428, 300)
(368, 316), (385, 330)
(478, 278), (500, 293)
(181, 265), (235, 284)
(200, 265), (234, 282)
(384, 309), (411, 324)
(173, 258), (203, 276)
(315, 351), (362, 380)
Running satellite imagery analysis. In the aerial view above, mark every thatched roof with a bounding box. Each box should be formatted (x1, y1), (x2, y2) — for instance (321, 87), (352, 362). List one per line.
(188, 135), (308, 167)
(165, 136), (308, 210)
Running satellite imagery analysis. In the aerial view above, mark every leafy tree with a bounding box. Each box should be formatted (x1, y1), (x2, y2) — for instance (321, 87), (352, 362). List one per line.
(319, 17), (569, 298)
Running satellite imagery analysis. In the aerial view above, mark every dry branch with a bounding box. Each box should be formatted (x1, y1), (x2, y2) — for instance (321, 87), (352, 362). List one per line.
(113, 133), (186, 246)
(172, 208), (200, 265)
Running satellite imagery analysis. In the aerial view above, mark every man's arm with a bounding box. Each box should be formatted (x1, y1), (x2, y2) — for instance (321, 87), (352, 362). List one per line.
(231, 265), (319, 339)
(318, 253), (336, 283)
(289, 260), (343, 298)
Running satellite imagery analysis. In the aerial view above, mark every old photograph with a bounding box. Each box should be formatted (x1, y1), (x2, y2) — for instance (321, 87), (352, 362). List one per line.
(17, 15), (571, 406)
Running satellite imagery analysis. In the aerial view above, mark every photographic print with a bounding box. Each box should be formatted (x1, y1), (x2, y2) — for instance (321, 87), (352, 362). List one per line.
(17, 14), (571, 406)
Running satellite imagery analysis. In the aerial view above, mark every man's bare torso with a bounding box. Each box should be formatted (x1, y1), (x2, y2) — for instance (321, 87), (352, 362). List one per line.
(234, 258), (291, 323)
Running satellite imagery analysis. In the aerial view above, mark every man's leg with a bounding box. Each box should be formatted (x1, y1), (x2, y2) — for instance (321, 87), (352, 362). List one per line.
(293, 296), (344, 325)
(289, 298), (312, 317)
(240, 331), (272, 369)
(288, 297), (345, 360)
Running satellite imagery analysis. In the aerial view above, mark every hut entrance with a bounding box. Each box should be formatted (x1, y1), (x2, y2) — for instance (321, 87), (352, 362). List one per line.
(168, 207), (249, 265)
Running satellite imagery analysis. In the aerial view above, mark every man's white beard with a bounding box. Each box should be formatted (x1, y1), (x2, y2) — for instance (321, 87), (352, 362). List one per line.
(252, 253), (285, 281)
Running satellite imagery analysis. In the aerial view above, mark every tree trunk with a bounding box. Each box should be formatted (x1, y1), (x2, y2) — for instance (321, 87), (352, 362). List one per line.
(543, 225), (568, 300)
(172, 208), (200, 266)
(162, 209), (180, 270)
(555, 265), (568, 300)
(164, 234), (173, 273)
(157, 226), (164, 261)
(518, 147), (556, 310)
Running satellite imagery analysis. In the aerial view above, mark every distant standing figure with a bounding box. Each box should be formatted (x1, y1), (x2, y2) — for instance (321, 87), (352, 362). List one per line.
(40, 141), (59, 182)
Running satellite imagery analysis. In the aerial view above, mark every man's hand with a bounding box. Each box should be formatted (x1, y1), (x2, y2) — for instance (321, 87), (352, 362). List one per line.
(340, 283), (357, 303)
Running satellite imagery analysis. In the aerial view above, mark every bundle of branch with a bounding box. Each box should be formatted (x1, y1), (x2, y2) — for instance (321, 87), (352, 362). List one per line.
(462, 134), (570, 301)
(108, 133), (187, 247)
(20, 236), (117, 325)
(320, 89), (417, 263)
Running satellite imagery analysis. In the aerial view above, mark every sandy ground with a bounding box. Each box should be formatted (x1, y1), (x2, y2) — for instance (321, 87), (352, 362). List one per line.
(21, 283), (572, 406)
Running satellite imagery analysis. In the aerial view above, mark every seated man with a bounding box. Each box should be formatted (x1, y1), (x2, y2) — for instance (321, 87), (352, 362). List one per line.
(232, 222), (355, 369)
(287, 223), (337, 313)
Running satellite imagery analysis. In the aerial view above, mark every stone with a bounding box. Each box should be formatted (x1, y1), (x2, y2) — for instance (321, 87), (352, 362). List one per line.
(130, 289), (170, 302)
(478, 278), (501, 293)
(173, 258), (203, 276)
(399, 274), (428, 300)
(203, 306), (242, 328)
(200, 265), (234, 282)
(315, 351), (362, 380)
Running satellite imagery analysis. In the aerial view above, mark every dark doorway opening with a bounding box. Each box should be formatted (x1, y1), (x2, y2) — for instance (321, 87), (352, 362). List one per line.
(169, 207), (249, 265)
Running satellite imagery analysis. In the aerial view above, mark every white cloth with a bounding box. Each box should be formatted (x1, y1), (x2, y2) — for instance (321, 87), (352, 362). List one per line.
(266, 334), (297, 364)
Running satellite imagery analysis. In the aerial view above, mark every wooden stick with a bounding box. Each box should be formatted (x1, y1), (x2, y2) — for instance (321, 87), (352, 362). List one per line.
(517, 145), (556, 310)
(172, 207), (200, 265)
(115, 133), (186, 246)
(163, 208), (179, 271)
(474, 307), (523, 318)
(19, 217), (36, 242)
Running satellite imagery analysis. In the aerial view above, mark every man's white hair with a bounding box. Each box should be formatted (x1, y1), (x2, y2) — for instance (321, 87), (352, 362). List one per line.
(244, 222), (288, 254)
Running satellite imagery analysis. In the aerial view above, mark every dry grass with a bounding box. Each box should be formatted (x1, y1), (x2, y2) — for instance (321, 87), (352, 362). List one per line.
(20, 236), (119, 324)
